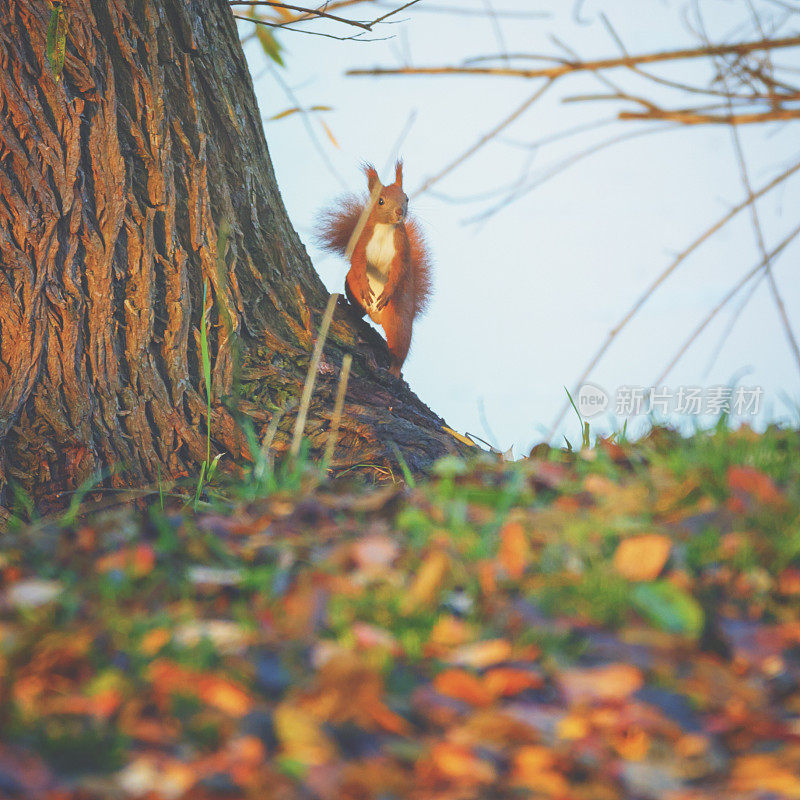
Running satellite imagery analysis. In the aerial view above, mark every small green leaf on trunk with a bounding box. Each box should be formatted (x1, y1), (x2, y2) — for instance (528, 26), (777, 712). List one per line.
(46, 1), (67, 82)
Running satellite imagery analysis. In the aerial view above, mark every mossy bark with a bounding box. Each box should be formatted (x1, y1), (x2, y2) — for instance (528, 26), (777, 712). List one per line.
(0, 0), (460, 511)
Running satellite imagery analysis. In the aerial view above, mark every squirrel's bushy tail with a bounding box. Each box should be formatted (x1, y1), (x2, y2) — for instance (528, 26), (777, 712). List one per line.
(405, 217), (433, 316)
(315, 194), (364, 258)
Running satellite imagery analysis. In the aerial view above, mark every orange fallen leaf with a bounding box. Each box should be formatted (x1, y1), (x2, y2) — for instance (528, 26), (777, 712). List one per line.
(429, 615), (473, 649)
(727, 466), (784, 506)
(198, 676), (253, 717)
(430, 742), (496, 785)
(778, 567), (800, 596)
(97, 544), (155, 577)
(141, 628), (171, 656)
(613, 534), (671, 581)
(612, 726), (650, 761)
(730, 754), (800, 798)
(483, 667), (543, 698)
(499, 521), (531, 579)
(510, 745), (568, 795)
(434, 669), (493, 707)
(477, 560), (497, 596)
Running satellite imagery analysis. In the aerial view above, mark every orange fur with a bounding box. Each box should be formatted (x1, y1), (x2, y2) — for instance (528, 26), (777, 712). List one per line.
(315, 161), (433, 377)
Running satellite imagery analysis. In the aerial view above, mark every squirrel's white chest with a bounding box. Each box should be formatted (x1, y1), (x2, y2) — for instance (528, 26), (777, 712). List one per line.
(364, 224), (396, 312)
(365, 224), (396, 275)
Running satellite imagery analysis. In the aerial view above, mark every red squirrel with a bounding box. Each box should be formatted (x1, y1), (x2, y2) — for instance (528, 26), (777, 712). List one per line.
(316, 161), (432, 378)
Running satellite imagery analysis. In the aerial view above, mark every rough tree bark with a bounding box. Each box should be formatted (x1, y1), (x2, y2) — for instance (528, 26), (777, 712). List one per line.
(0, 0), (462, 511)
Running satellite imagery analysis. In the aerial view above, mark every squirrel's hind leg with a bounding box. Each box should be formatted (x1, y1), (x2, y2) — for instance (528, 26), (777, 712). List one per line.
(382, 303), (413, 378)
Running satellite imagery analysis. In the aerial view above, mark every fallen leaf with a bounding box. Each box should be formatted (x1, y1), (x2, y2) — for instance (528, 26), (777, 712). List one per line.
(429, 742), (496, 785)
(274, 702), (335, 766)
(727, 466), (784, 506)
(199, 676), (253, 717)
(483, 667), (543, 698)
(559, 663), (644, 704)
(510, 745), (569, 795)
(187, 565), (243, 586)
(499, 522), (531, 579)
(631, 580), (704, 637)
(174, 620), (249, 654)
(6, 580), (62, 608)
(403, 550), (449, 611)
(351, 535), (399, 570)
(730, 754), (800, 798)
(613, 534), (671, 581)
(449, 639), (512, 669)
(97, 544), (155, 577)
(434, 669), (493, 707)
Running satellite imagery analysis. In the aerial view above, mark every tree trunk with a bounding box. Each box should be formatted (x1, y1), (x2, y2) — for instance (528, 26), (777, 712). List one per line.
(0, 0), (460, 511)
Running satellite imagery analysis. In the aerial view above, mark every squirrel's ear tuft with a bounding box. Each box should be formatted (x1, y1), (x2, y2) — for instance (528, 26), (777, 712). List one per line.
(363, 163), (380, 193)
(395, 160), (403, 187)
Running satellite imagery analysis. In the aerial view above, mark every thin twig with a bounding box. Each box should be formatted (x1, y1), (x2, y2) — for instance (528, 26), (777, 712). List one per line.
(414, 79), (554, 197)
(654, 220), (800, 386)
(230, 1), (372, 29)
(323, 354), (352, 467)
(290, 293), (339, 458)
(235, 13), (380, 39)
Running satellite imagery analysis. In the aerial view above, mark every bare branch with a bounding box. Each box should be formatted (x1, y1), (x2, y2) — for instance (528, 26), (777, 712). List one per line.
(619, 107), (800, 124)
(348, 35), (800, 79)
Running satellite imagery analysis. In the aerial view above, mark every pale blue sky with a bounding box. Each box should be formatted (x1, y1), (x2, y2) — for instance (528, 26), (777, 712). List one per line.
(241, 0), (800, 453)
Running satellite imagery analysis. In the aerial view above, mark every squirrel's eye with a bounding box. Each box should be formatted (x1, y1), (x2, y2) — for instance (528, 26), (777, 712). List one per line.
(378, 198), (385, 205)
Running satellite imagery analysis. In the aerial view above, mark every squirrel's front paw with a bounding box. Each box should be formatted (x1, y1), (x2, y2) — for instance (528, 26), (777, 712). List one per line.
(360, 285), (374, 307)
(375, 290), (392, 311)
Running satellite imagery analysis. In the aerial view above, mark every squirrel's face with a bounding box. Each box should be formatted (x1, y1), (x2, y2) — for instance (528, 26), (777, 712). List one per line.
(375, 185), (408, 226)
(365, 161), (409, 226)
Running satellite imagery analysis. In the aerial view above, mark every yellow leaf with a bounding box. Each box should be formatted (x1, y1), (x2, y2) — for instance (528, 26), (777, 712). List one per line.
(403, 550), (449, 611)
(449, 639), (512, 669)
(429, 615), (473, 649)
(613, 534), (671, 581)
(320, 119), (340, 149)
(556, 713), (590, 741)
(274, 702), (335, 766)
(442, 426), (477, 447)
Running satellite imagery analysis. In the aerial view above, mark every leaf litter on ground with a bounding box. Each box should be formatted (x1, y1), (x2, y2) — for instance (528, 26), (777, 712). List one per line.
(1, 424), (800, 798)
